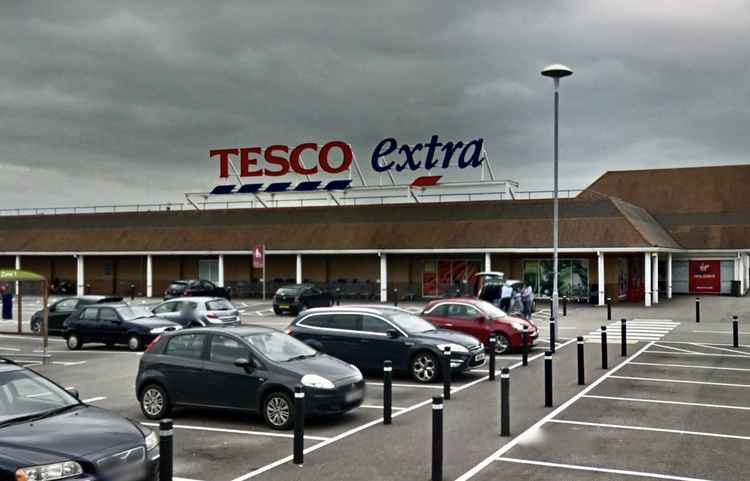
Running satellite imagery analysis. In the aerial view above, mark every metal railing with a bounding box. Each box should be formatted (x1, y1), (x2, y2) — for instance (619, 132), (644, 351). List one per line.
(513, 189), (582, 199)
(0, 203), (184, 217)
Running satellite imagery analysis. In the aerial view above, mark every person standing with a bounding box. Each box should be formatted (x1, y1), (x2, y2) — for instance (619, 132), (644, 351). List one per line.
(521, 282), (534, 320)
(500, 282), (513, 312)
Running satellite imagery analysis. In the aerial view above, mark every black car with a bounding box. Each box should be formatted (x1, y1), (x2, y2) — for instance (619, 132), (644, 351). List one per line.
(273, 284), (332, 315)
(287, 306), (485, 383)
(0, 358), (159, 481)
(135, 326), (364, 430)
(63, 304), (182, 351)
(30, 296), (123, 335)
(164, 279), (231, 300)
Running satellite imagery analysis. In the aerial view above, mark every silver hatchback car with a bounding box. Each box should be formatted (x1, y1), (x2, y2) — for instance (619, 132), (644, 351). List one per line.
(150, 297), (241, 328)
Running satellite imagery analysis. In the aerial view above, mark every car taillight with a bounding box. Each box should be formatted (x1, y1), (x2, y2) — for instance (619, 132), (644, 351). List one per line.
(184, 289), (193, 295)
(145, 336), (161, 352)
(286, 328), (294, 336)
(206, 313), (218, 319)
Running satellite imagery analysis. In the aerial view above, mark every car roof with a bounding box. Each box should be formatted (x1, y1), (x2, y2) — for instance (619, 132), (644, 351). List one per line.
(278, 284), (315, 289)
(165, 325), (276, 336)
(160, 297), (222, 303)
(295, 305), (406, 318)
(426, 297), (484, 306)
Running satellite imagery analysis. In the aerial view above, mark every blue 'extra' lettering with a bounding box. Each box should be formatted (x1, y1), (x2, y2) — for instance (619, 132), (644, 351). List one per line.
(371, 135), (484, 173)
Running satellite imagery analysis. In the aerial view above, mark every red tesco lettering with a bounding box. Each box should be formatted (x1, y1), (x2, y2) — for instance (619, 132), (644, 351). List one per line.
(212, 141), (353, 178)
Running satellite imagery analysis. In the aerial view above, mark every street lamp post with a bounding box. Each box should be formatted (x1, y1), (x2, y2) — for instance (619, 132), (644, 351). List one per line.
(541, 64), (573, 325)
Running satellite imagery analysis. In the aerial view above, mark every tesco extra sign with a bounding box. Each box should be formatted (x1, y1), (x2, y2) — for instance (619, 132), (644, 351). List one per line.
(212, 135), (484, 178)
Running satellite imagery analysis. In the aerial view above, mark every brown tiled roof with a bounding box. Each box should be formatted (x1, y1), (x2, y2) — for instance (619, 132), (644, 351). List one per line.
(0, 196), (676, 252)
(580, 164), (750, 249)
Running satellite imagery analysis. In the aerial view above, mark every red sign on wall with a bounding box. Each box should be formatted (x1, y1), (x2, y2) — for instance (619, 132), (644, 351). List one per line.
(689, 260), (721, 294)
(252, 245), (265, 269)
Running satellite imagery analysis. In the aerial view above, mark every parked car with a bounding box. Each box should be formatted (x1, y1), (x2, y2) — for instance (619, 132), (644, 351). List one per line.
(287, 306), (485, 383)
(63, 304), (182, 351)
(29, 296), (123, 335)
(48, 278), (74, 295)
(273, 284), (332, 315)
(135, 326), (364, 430)
(164, 279), (231, 300)
(421, 298), (539, 354)
(151, 297), (241, 328)
(0, 358), (159, 480)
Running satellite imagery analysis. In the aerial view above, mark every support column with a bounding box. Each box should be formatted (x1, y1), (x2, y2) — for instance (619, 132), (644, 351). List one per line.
(146, 255), (153, 298)
(217, 255), (224, 288)
(597, 251), (605, 306)
(667, 253), (673, 299)
(379, 253), (388, 303)
(484, 252), (491, 272)
(14, 255), (20, 295)
(76, 255), (85, 296)
(644, 252), (652, 307)
(296, 254), (302, 284)
(652, 253), (659, 304)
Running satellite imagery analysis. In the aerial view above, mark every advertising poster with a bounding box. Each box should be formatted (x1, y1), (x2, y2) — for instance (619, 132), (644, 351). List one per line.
(689, 260), (721, 294)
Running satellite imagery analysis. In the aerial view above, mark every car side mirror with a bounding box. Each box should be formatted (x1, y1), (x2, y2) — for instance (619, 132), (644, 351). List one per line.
(386, 329), (400, 339)
(66, 388), (80, 400)
(234, 358), (254, 371)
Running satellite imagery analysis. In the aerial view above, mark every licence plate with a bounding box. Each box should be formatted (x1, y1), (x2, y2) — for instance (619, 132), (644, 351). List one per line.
(345, 387), (363, 403)
(279, 305), (289, 309)
(474, 352), (486, 363)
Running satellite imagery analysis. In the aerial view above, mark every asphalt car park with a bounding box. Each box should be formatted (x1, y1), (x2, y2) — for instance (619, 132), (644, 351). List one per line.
(0, 295), (747, 481)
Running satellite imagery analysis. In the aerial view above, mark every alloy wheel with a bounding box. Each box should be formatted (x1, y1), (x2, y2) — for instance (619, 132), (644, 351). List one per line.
(265, 395), (291, 428)
(142, 388), (165, 417)
(67, 335), (79, 350)
(128, 335), (141, 351)
(494, 335), (510, 354)
(412, 353), (437, 382)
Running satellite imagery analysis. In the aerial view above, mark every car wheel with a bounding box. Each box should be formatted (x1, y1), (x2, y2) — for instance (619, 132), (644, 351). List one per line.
(30, 320), (41, 334)
(263, 391), (294, 430)
(273, 307), (282, 315)
(140, 384), (171, 420)
(410, 351), (440, 383)
(493, 333), (511, 355)
(66, 333), (82, 351)
(127, 334), (142, 351)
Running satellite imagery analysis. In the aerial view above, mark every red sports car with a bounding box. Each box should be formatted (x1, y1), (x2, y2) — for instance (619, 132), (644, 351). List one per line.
(421, 298), (539, 354)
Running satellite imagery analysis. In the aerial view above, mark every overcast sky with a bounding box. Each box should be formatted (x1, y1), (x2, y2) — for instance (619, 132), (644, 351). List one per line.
(2, 0), (750, 208)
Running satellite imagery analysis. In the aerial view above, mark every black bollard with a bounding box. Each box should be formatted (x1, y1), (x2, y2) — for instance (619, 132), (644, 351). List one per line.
(336, 288), (341, 306)
(733, 316), (739, 348)
(544, 351), (553, 407)
(695, 298), (700, 323)
(521, 325), (529, 366)
(621, 318), (627, 357)
(393, 288), (399, 307)
(549, 316), (556, 354)
(159, 419), (173, 481)
(563, 296), (567, 317)
(607, 297), (612, 321)
(442, 346), (451, 400)
(293, 386), (305, 465)
(130, 283), (135, 301)
(500, 368), (510, 436)
(488, 335), (497, 381)
(601, 326), (608, 369)
(383, 360), (392, 425)
(577, 336), (585, 385)
(431, 396), (444, 481)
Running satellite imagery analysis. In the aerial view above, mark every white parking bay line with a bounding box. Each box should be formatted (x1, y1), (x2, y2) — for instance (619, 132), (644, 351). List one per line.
(583, 394), (750, 411)
(629, 361), (750, 372)
(140, 422), (331, 441)
(645, 350), (750, 359)
(365, 382), (442, 389)
(495, 457), (716, 481)
(610, 375), (750, 388)
(174, 478), (204, 481)
(651, 343), (698, 353)
(689, 343), (750, 356)
(0, 346), (21, 351)
(693, 330), (750, 335)
(82, 396), (107, 403)
(549, 419), (750, 441)
(360, 404), (406, 410)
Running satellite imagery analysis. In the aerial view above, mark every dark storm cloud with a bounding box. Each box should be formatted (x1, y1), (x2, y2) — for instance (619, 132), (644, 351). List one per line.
(1, 0), (750, 207)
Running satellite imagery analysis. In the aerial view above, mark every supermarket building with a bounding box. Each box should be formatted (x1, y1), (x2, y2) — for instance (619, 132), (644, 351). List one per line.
(1, 164), (749, 306)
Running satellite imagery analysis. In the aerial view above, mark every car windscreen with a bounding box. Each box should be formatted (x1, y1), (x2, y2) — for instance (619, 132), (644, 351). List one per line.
(474, 300), (507, 319)
(206, 299), (234, 311)
(390, 313), (436, 334)
(168, 283), (187, 291)
(243, 331), (317, 362)
(276, 288), (300, 296)
(0, 369), (79, 424)
(115, 305), (153, 321)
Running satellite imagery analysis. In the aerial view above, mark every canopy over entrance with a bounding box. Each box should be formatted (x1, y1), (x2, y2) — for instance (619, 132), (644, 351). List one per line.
(0, 269), (46, 282)
(0, 269), (50, 364)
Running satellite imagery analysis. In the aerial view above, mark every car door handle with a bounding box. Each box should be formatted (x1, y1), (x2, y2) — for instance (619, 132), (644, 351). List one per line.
(358, 339), (370, 343)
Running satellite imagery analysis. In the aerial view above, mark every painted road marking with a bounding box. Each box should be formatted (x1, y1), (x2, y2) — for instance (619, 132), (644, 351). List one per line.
(550, 418), (750, 441)
(360, 404), (406, 410)
(82, 396), (107, 403)
(495, 457), (716, 481)
(610, 375), (750, 388)
(365, 382), (442, 389)
(0, 346), (21, 351)
(693, 330), (750, 335)
(688, 343), (750, 356)
(646, 350), (750, 358)
(583, 394), (750, 411)
(584, 319), (679, 343)
(629, 361), (750, 372)
(651, 343), (697, 353)
(454, 341), (655, 481)
(140, 422), (330, 441)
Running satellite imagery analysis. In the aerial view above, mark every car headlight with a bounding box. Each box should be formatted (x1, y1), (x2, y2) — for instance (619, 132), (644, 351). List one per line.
(144, 430), (159, 451)
(437, 343), (469, 354)
(511, 321), (525, 331)
(150, 326), (181, 334)
(349, 364), (363, 381)
(16, 461), (83, 481)
(301, 374), (335, 390)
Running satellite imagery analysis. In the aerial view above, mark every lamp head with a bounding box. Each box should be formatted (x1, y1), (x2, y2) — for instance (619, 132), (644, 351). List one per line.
(541, 64), (573, 79)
